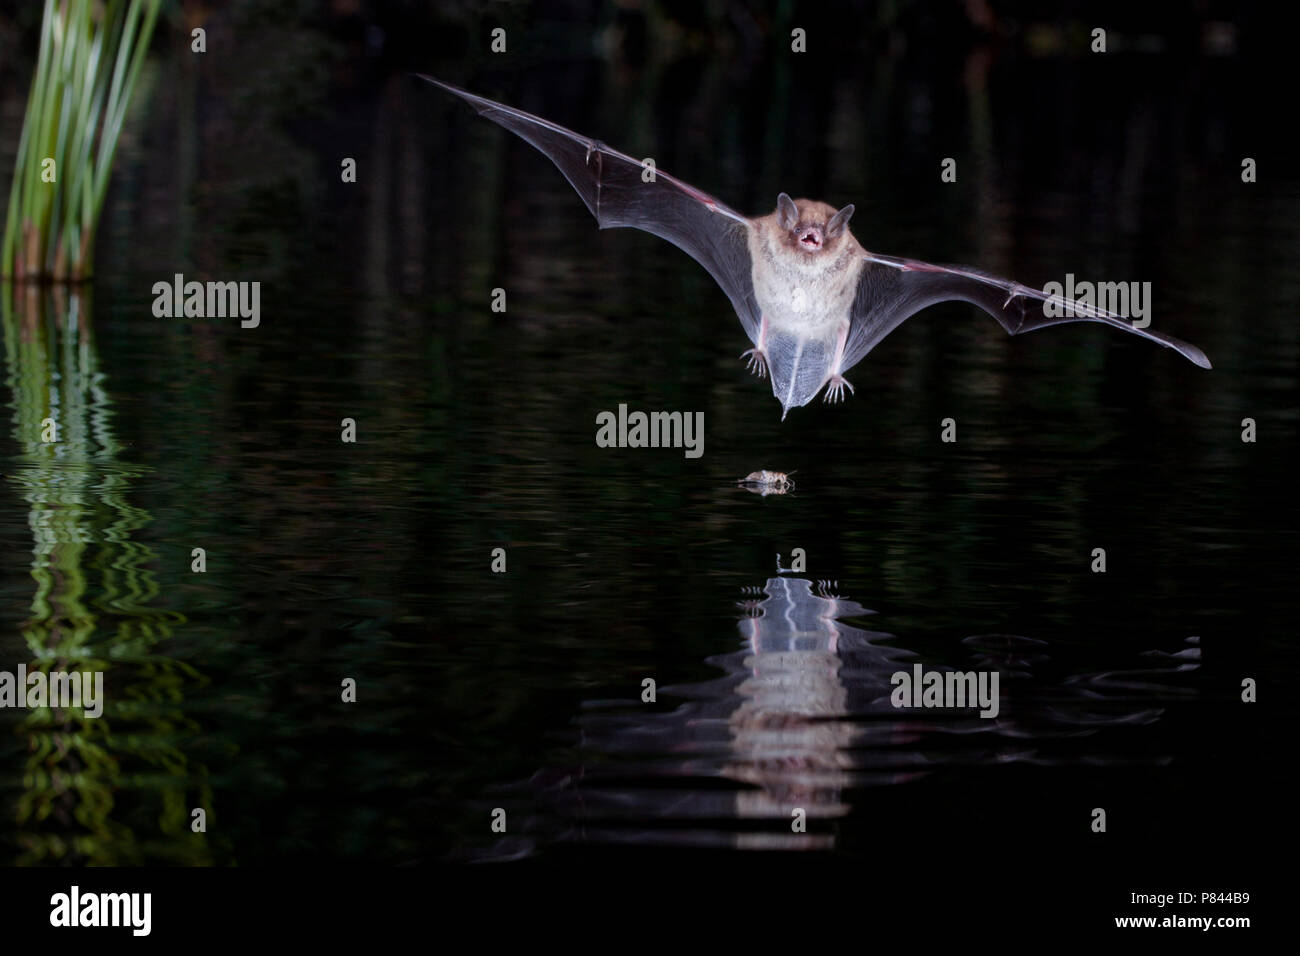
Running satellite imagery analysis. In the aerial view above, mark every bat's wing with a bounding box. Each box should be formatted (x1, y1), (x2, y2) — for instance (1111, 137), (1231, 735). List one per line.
(842, 252), (1211, 372)
(420, 75), (761, 340)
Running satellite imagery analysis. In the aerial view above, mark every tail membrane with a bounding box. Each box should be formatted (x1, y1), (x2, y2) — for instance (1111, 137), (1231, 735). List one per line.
(766, 328), (832, 418)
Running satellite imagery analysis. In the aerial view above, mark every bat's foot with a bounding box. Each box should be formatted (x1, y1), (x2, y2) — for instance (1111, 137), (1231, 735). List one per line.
(740, 348), (769, 380)
(823, 374), (855, 404)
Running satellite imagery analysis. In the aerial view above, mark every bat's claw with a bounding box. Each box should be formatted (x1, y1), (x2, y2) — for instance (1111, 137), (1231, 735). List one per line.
(823, 374), (855, 404)
(740, 348), (769, 380)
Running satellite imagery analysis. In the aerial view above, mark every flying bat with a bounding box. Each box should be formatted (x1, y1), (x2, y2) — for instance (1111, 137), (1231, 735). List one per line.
(421, 76), (1211, 418)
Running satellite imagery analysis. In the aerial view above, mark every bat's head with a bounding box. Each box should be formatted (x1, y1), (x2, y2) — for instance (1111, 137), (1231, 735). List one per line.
(776, 194), (856, 257)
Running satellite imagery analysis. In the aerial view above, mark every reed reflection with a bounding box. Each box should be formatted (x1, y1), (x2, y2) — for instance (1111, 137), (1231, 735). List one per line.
(1, 283), (217, 865)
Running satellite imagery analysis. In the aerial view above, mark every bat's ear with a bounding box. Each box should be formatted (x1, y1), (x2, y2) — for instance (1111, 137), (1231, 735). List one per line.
(777, 193), (799, 230)
(827, 203), (855, 238)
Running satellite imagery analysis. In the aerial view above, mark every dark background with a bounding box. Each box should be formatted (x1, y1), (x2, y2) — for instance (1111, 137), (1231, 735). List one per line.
(0, 0), (1291, 925)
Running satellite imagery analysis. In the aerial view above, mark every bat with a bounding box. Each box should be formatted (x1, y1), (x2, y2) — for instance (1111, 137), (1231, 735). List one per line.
(421, 75), (1211, 419)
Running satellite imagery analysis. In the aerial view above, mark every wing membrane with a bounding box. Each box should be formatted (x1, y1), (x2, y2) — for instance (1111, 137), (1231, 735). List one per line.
(421, 76), (761, 339)
(845, 252), (1211, 370)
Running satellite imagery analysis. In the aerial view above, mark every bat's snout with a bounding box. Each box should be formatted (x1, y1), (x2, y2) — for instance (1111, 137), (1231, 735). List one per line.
(798, 226), (823, 251)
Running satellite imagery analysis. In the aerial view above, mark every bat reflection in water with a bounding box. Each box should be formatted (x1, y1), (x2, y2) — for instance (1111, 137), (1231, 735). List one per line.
(423, 76), (1211, 419)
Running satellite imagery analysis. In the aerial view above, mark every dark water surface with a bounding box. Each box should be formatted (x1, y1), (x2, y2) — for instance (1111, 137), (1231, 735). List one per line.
(0, 8), (1295, 870)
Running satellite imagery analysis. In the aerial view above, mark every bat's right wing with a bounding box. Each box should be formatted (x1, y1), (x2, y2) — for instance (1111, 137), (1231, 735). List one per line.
(421, 76), (761, 341)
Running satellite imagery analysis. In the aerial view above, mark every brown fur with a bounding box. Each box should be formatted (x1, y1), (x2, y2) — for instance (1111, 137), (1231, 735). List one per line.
(747, 198), (865, 337)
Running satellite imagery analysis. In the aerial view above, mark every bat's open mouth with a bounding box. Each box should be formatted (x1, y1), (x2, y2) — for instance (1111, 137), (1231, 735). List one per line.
(799, 229), (823, 250)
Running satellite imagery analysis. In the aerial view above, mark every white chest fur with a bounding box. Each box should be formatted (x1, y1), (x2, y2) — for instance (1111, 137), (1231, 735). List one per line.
(747, 229), (861, 338)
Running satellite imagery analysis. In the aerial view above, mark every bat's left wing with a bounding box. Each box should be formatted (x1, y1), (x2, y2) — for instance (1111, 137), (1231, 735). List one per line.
(420, 75), (761, 340)
(842, 252), (1211, 372)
